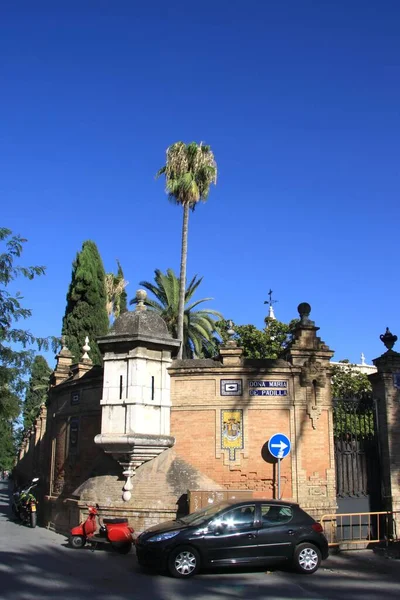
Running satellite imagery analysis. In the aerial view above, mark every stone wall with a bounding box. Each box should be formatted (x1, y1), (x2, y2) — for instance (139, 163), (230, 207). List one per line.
(14, 303), (339, 534)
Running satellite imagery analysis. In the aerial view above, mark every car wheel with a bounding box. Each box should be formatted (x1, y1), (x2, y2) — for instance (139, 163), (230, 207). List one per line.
(293, 543), (321, 574)
(168, 546), (200, 578)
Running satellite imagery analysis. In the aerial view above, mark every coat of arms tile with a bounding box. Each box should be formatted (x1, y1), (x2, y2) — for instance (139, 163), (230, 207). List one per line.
(221, 409), (244, 460)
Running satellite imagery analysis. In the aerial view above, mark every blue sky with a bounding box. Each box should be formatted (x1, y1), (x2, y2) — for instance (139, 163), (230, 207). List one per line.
(2, 0), (400, 368)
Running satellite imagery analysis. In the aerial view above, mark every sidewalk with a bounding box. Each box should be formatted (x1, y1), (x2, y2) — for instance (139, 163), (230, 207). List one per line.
(323, 547), (400, 580)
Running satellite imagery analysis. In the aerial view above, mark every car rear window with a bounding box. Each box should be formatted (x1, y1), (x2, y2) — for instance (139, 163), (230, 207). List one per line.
(260, 504), (293, 527)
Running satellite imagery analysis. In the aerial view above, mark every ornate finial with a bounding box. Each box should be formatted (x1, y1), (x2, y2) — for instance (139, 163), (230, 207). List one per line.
(380, 327), (397, 351)
(57, 334), (72, 358)
(361, 352), (366, 365)
(122, 468), (134, 502)
(298, 302), (312, 325)
(224, 320), (238, 348)
(135, 289), (147, 311)
(82, 336), (91, 360)
(227, 320), (235, 339)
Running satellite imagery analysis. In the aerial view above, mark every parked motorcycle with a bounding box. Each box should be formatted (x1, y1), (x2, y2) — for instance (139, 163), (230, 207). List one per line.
(12, 477), (39, 528)
(70, 504), (134, 554)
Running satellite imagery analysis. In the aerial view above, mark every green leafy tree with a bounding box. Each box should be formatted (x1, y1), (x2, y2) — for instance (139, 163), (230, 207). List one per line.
(23, 355), (51, 431)
(130, 268), (222, 358)
(0, 227), (55, 471)
(332, 361), (374, 438)
(217, 318), (298, 359)
(331, 360), (372, 399)
(156, 141), (217, 359)
(0, 419), (15, 471)
(62, 240), (109, 365)
(105, 260), (128, 322)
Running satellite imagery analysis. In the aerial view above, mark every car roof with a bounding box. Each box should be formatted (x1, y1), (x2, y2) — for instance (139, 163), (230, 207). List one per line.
(219, 499), (299, 508)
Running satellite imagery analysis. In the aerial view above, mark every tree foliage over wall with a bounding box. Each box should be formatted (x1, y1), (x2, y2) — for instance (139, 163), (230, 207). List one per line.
(331, 360), (372, 399)
(332, 361), (374, 438)
(105, 260), (128, 322)
(23, 355), (51, 431)
(0, 227), (55, 470)
(216, 318), (299, 359)
(62, 240), (109, 365)
(130, 268), (222, 358)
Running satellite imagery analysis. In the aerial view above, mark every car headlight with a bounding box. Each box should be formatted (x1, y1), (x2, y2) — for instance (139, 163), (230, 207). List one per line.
(147, 531), (180, 543)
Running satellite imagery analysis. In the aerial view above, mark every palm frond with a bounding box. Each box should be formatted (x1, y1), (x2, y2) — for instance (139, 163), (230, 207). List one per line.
(136, 267), (223, 358)
(185, 298), (214, 311)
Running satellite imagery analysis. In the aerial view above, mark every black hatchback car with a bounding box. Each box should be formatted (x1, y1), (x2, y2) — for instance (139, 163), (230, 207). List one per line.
(135, 500), (328, 578)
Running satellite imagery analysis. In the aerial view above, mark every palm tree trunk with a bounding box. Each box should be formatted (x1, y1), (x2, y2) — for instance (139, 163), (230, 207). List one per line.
(177, 203), (189, 359)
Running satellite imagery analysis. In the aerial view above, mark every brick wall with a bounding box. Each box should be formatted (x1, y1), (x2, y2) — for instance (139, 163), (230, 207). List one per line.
(170, 351), (337, 517)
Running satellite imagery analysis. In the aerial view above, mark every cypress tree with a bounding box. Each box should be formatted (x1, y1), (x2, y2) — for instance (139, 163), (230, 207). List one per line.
(62, 241), (109, 365)
(23, 355), (51, 431)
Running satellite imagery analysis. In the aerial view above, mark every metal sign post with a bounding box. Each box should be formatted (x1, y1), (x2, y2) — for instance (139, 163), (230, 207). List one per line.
(277, 458), (281, 500)
(268, 433), (291, 500)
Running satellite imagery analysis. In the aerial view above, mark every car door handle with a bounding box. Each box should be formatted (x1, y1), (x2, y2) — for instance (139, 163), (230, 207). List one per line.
(247, 533), (257, 539)
(287, 530), (295, 535)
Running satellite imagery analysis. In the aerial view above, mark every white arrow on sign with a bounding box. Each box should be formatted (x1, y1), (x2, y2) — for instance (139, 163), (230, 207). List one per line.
(271, 440), (288, 458)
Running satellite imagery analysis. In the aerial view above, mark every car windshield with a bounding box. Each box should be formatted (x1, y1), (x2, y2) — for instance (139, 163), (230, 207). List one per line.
(179, 502), (232, 526)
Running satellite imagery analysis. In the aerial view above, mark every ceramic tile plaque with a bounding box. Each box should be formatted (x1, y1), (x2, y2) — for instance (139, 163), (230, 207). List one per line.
(221, 409), (243, 460)
(220, 379), (243, 396)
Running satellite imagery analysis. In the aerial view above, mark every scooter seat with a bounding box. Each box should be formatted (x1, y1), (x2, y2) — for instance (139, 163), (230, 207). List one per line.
(103, 517), (128, 524)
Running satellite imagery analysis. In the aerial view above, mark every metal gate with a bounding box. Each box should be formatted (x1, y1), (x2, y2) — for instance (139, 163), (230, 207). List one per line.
(333, 394), (381, 514)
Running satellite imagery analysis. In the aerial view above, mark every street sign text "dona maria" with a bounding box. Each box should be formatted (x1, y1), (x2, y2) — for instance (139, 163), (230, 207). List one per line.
(249, 380), (288, 388)
(248, 380), (288, 396)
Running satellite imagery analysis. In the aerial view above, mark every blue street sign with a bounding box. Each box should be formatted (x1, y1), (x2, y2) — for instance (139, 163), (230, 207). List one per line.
(268, 433), (291, 459)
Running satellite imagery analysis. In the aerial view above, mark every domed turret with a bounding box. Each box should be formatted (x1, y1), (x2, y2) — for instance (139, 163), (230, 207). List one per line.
(95, 290), (180, 502)
(111, 290), (171, 340)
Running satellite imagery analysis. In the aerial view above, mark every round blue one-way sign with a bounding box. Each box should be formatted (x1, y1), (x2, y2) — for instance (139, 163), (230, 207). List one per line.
(268, 433), (291, 459)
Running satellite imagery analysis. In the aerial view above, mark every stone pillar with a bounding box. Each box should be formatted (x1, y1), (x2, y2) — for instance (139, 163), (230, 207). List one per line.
(70, 337), (94, 379)
(286, 303), (336, 519)
(369, 328), (400, 517)
(219, 321), (243, 366)
(51, 337), (73, 386)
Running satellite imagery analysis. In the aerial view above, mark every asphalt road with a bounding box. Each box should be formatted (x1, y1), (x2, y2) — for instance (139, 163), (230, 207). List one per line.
(1, 480), (399, 600)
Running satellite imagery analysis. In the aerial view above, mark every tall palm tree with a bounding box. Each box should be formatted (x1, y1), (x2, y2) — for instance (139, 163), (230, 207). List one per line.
(156, 142), (217, 359)
(130, 268), (223, 359)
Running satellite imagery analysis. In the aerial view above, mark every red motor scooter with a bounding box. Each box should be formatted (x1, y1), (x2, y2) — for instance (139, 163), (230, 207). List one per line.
(70, 504), (134, 554)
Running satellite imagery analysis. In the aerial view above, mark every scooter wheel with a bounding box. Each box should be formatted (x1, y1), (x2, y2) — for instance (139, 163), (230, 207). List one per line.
(70, 535), (86, 549)
(111, 542), (132, 554)
(30, 512), (37, 528)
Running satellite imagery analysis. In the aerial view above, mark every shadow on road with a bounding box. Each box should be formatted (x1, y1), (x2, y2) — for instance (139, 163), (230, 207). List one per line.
(1, 483), (400, 599)
(1, 542), (400, 600)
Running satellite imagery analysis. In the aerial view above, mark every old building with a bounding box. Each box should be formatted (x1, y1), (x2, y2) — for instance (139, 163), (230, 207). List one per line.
(14, 294), (400, 538)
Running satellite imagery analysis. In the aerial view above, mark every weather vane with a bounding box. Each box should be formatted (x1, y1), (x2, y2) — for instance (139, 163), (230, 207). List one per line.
(264, 289), (278, 308)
